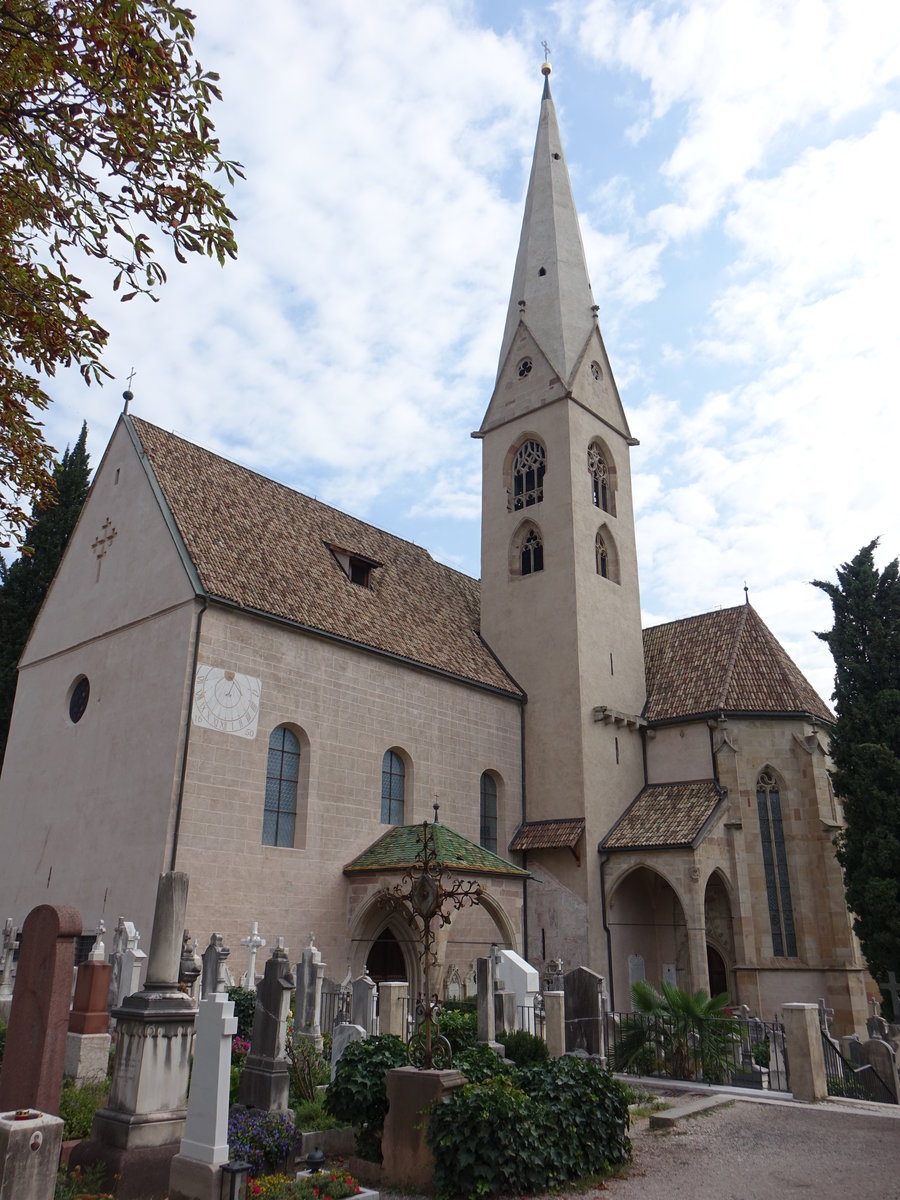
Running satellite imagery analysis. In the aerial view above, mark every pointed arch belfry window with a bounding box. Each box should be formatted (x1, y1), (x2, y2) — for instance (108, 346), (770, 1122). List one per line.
(521, 528), (543, 576)
(512, 439), (545, 510)
(596, 531), (609, 578)
(595, 525), (619, 583)
(588, 442), (616, 516)
(757, 770), (797, 957)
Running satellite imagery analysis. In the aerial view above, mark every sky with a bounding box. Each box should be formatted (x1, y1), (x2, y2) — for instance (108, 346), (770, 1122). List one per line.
(29, 0), (900, 703)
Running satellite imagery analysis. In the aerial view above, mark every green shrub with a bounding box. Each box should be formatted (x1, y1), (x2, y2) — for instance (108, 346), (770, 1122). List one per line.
(227, 987), (257, 1040)
(426, 1056), (631, 1197)
(427, 1073), (547, 1197)
(324, 1034), (407, 1162)
(455, 1042), (512, 1083)
(520, 1056), (631, 1183)
(438, 1007), (477, 1054)
(58, 1078), (109, 1140)
(498, 1028), (550, 1068)
(55, 1162), (110, 1200)
(293, 1095), (341, 1131)
(285, 1024), (329, 1106)
(441, 996), (477, 1012)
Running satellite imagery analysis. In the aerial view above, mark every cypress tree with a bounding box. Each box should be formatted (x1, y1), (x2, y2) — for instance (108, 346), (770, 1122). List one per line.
(814, 541), (900, 1013)
(0, 423), (91, 766)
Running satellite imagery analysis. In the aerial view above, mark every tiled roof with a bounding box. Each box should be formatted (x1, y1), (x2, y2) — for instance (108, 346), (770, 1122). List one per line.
(509, 818), (585, 852)
(642, 604), (832, 723)
(129, 417), (521, 696)
(343, 823), (529, 878)
(602, 781), (723, 850)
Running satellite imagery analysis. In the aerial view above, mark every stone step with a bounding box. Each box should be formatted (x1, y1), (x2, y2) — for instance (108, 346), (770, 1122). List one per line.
(649, 1094), (734, 1129)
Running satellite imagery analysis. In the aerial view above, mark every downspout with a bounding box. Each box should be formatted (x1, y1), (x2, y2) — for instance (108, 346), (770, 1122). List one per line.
(169, 596), (208, 870)
(519, 699), (528, 961)
(599, 852), (615, 1011)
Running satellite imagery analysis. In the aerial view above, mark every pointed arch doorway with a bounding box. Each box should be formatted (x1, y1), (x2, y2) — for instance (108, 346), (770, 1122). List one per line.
(365, 926), (408, 984)
(706, 944), (728, 998)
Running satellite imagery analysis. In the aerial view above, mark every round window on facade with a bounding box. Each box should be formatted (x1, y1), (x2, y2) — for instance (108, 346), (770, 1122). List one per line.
(517, 358), (533, 379)
(68, 676), (90, 724)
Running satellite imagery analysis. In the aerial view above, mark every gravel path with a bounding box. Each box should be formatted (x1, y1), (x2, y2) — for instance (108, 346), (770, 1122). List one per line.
(381, 1097), (900, 1200)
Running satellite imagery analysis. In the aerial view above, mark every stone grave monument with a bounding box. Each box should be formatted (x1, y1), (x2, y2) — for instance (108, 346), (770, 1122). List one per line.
(240, 920), (266, 991)
(295, 933), (325, 1050)
(107, 917), (146, 1011)
(70, 871), (197, 1200)
(0, 918), (18, 1024)
(563, 964), (606, 1057)
(168, 992), (239, 1200)
(0, 903), (82, 1114)
(200, 933), (231, 999)
(238, 938), (294, 1111)
(65, 922), (113, 1086)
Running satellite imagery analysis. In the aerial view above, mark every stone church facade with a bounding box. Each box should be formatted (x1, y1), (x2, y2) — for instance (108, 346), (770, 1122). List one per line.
(0, 69), (870, 1033)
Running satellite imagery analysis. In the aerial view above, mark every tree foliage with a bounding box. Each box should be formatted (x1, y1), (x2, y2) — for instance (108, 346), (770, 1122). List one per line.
(0, 0), (242, 545)
(814, 541), (900, 1003)
(0, 421), (90, 765)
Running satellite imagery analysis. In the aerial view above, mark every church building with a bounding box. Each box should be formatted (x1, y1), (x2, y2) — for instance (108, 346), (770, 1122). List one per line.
(0, 67), (870, 1034)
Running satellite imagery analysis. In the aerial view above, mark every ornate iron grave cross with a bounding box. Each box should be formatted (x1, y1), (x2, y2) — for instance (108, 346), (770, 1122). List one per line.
(379, 806), (482, 1069)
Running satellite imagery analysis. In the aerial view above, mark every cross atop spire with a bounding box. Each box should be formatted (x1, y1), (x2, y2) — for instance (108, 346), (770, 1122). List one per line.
(494, 68), (596, 387)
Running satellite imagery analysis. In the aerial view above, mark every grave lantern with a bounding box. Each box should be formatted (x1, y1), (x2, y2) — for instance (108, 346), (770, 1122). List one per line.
(220, 1160), (250, 1200)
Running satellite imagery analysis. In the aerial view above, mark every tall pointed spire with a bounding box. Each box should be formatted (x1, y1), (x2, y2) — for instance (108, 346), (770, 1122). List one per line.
(496, 64), (597, 385)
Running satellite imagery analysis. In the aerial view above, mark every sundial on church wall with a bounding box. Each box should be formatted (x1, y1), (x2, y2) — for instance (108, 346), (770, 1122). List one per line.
(192, 663), (261, 738)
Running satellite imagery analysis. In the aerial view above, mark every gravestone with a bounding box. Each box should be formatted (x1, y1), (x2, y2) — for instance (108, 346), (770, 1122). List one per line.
(200, 933), (231, 1000)
(238, 939), (294, 1111)
(108, 917), (146, 1010)
(494, 989), (516, 1035)
(494, 948), (540, 1031)
(0, 903), (82, 1114)
(378, 982), (408, 1039)
(240, 921), (266, 991)
(65, 923), (113, 1085)
(179, 930), (202, 1000)
(351, 972), (377, 1034)
(860, 1036), (899, 1102)
(543, 991), (565, 1057)
(70, 871), (197, 1200)
(168, 993), (238, 1200)
(0, 919), (18, 1024)
(476, 956), (502, 1053)
(295, 933), (325, 1049)
(330, 1024), (366, 1081)
(564, 965), (605, 1057)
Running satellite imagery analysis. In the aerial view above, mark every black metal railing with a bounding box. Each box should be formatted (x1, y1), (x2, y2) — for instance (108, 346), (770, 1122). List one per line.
(518, 998), (546, 1039)
(821, 1033), (896, 1104)
(606, 1010), (789, 1092)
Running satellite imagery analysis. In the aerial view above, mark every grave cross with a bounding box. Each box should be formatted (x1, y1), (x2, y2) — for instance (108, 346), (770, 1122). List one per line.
(878, 970), (900, 1018)
(91, 517), (118, 581)
(817, 997), (834, 1036)
(240, 920), (267, 991)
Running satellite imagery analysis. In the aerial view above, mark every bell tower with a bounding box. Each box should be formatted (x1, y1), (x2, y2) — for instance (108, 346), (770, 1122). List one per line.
(475, 63), (647, 972)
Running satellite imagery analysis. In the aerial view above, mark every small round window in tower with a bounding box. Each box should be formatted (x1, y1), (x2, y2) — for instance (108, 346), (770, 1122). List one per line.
(517, 358), (533, 379)
(590, 360), (602, 381)
(68, 675), (90, 724)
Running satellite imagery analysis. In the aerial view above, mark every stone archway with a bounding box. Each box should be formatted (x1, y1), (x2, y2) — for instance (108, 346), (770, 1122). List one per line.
(704, 870), (736, 1001)
(366, 927), (408, 984)
(607, 865), (690, 1009)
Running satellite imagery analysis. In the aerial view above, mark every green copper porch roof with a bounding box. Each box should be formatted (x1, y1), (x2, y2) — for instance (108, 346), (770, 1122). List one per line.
(343, 823), (529, 878)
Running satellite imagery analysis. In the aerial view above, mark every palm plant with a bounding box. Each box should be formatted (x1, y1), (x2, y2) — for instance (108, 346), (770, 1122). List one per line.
(612, 980), (739, 1082)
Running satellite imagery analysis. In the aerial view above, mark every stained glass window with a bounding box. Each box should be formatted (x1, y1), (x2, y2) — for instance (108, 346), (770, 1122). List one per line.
(480, 773), (498, 852)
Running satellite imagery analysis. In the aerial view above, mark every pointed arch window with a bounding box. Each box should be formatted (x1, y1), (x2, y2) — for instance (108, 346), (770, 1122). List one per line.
(595, 526), (619, 583)
(381, 750), (405, 826)
(757, 770), (797, 957)
(596, 531), (609, 578)
(264, 726), (299, 847)
(588, 443), (615, 515)
(512, 440), (545, 510)
(521, 528), (544, 576)
(480, 773), (498, 853)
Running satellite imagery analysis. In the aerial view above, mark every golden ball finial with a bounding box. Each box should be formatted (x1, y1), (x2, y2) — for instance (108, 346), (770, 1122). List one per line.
(541, 60), (552, 76)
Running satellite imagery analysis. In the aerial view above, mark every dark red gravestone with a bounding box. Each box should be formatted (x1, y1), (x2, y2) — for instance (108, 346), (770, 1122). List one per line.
(0, 904), (82, 1114)
(69, 958), (113, 1034)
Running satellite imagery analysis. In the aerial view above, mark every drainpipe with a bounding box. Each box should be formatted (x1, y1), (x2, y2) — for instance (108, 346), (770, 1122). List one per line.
(519, 700), (528, 961)
(599, 852), (615, 1011)
(169, 596), (208, 870)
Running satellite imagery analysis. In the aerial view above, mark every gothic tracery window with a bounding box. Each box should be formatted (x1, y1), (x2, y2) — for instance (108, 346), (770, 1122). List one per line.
(757, 770), (797, 957)
(596, 531), (609, 578)
(521, 528), (544, 576)
(588, 443), (613, 513)
(512, 440), (546, 510)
